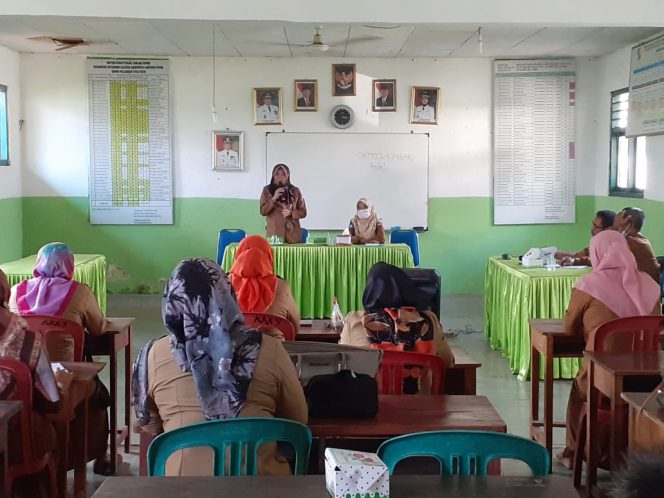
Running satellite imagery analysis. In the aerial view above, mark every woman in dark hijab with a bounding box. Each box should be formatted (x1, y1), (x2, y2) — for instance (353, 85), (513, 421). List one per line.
(259, 164), (307, 244)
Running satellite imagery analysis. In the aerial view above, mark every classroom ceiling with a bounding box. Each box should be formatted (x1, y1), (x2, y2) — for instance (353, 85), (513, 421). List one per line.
(0, 17), (660, 58)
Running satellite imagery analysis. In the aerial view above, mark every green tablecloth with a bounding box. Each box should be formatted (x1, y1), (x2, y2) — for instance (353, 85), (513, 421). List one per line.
(222, 244), (414, 319)
(0, 254), (107, 313)
(484, 257), (591, 381)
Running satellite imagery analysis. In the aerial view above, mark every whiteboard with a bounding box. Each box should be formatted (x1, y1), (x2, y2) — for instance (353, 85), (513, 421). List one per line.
(493, 59), (576, 225)
(265, 132), (429, 230)
(627, 34), (664, 137)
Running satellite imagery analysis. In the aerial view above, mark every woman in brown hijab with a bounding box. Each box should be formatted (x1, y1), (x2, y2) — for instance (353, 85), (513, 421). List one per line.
(260, 164), (307, 244)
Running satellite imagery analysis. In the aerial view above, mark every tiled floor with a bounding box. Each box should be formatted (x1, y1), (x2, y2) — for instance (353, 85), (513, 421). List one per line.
(79, 293), (597, 496)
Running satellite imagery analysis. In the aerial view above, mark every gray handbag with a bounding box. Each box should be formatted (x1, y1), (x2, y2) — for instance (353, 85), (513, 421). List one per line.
(283, 342), (382, 385)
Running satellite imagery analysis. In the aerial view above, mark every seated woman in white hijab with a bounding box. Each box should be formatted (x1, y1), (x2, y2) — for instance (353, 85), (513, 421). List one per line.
(348, 198), (385, 245)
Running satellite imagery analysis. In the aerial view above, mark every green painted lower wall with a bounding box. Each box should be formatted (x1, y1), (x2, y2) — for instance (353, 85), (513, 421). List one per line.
(21, 195), (619, 294)
(0, 197), (22, 264)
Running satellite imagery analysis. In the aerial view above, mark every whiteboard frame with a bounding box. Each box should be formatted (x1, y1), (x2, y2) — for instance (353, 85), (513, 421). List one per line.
(264, 131), (430, 230)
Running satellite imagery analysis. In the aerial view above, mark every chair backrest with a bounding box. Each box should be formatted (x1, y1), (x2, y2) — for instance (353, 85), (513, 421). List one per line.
(21, 314), (85, 361)
(402, 268), (442, 319)
(147, 417), (312, 476)
(301, 227), (309, 243)
(389, 229), (420, 266)
(243, 312), (295, 341)
(377, 430), (551, 476)
(377, 349), (446, 395)
(217, 229), (247, 265)
(0, 358), (39, 465)
(593, 316), (664, 353)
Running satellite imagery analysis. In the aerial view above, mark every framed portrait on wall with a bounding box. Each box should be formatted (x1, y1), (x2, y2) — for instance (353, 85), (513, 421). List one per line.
(294, 79), (318, 111)
(372, 79), (396, 112)
(253, 87), (283, 125)
(213, 131), (243, 171)
(410, 86), (440, 124)
(332, 64), (356, 96)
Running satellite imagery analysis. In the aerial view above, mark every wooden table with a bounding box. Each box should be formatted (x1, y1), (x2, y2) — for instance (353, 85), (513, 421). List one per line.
(0, 401), (21, 493)
(51, 361), (105, 498)
(529, 319), (585, 464)
(586, 351), (663, 492)
(85, 317), (134, 474)
(296, 322), (481, 395)
(621, 392), (664, 450)
(93, 475), (577, 497)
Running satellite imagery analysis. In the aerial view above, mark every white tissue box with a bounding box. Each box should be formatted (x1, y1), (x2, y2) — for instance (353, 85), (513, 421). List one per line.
(336, 234), (352, 245)
(325, 448), (389, 498)
(522, 256), (544, 267)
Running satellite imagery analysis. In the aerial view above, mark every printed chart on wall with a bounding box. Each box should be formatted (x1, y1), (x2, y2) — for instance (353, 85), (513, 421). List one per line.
(87, 58), (172, 224)
(627, 34), (664, 137)
(493, 59), (576, 225)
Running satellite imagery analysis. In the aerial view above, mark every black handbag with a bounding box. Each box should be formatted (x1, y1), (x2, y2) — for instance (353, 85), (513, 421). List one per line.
(305, 369), (378, 419)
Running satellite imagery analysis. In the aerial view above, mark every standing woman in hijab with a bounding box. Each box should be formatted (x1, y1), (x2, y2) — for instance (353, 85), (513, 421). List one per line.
(9, 242), (112, 474)
(230, 235), (300, 336)
(131, 259), (306, 476)
(559, 230), (661, 468)
(349, 198), (385, 245)
(260, 164), (307, 244)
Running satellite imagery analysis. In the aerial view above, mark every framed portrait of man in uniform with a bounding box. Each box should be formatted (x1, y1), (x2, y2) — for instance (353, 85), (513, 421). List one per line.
(212, 131), (244, 171)
(410, 86), (440, 124)
(294, 79), (318, 111)
(253, 87), (283, 125)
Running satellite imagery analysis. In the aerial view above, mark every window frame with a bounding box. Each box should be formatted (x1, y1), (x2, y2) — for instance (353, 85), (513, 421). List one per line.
(0, 84), (8, 166)
(608, 87), (644, 198)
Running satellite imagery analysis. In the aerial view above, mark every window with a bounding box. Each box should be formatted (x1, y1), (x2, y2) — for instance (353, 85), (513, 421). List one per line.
(609, 88), (646, 197)
(0, 84), (8, 166)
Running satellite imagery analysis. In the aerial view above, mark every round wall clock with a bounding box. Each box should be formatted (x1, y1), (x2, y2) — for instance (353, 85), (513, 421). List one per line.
(330, 105), (354, 129)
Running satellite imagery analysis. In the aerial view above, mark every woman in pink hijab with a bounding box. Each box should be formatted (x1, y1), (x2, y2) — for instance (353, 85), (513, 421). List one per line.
(559, 230), (661, 467)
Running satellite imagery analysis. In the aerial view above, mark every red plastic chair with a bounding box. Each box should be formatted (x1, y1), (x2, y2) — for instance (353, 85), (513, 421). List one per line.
(0, 358), (58, 498)
(243, 312), (295, 341)
(21, 315), (85, 361)
(572, 315), (664, 486)
(376, 349), (446, 395)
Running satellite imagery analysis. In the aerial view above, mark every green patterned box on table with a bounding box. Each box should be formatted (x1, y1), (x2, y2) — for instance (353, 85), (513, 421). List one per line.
(325, 448), (389, 498)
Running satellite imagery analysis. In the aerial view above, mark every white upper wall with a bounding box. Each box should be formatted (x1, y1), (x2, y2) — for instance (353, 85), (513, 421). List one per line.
(0, 45), (21, 199)
(4, 0), (664, 25)
(21, 54), (493, 199)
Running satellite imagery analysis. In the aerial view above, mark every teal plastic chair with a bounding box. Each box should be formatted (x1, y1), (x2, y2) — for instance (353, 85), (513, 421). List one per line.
(148, 417), (312, 476)
(377, 430), (550, 476)
(390, 229), (420, 266)
(216, 229), (246, 265)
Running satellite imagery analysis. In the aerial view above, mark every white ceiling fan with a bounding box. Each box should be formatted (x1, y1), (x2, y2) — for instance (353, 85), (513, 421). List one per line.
(264, 25), (381, 55)
(28, 36), (116, 51)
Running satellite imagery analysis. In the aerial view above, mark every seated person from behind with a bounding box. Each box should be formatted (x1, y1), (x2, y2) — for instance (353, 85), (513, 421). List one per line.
(131, 258), (307, 476)
(340, 262), (454, 394)
(230, 235), (300, 337)
(613, 207), (661, 283)
(8, 242), (112, 474)
(556, 210), (615, 266)
(348, 198), (385, 245)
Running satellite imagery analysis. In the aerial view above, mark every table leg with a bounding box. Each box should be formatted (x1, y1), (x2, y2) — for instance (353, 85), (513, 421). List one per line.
(124, 327), (132, 453)
(109, 347), (118, 475)
(586, 361), (598, 496)
(544, 347), (554, 460)
(318, 438), (327, 474)
(465, 369), (476, 395)
(54, 420), (69, 498)
(73, 399), (89, 498)
(530, 345), (540, 437)
(609, 376), (624, 470)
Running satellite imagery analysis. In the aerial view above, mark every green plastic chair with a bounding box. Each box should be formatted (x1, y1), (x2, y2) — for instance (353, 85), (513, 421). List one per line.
(377, 430), (550, 476)
(147, 417), (312, 476)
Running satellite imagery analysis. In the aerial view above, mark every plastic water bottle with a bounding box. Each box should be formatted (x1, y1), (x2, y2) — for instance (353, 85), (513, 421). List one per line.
(331, 297), (345, 330)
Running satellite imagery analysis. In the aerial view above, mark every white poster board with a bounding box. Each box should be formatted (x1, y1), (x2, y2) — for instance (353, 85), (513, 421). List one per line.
(266, 132), (428, 230)
(493, 59), (576, 225)
(627, 34), (664, 137)
(88, 58), (173, 224)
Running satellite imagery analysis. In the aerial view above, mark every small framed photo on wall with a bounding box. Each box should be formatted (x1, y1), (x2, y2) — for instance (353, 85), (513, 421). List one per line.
(253, 87), (283, 125)
(372, 79), (396, 112)
(410, 86), (440, 124)
(213, 131), (243, 171)
(333, 64), (356, 96)
(294, 79), (318, 111)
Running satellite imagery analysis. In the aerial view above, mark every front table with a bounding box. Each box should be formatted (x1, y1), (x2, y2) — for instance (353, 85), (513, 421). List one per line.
(0, 254), (107, 313)
(222, 243), (414, 318)
(484, 257), (589, 380)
